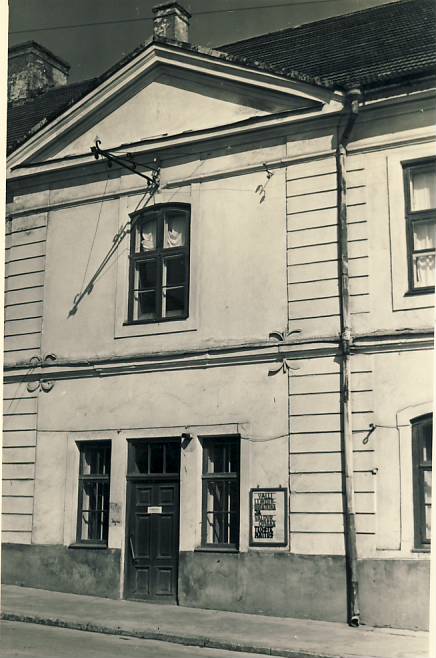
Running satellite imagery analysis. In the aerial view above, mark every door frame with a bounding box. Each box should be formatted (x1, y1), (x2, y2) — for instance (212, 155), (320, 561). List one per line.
(123, 438), (181, 602)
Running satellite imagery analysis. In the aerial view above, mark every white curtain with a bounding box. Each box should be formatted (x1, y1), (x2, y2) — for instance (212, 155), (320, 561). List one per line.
(414, 253), (435, 287)
(164, 216), (185, 248)
(411, 170), (436, 210)
(413, 221), (436, 250)
(141, 222), (156, 251)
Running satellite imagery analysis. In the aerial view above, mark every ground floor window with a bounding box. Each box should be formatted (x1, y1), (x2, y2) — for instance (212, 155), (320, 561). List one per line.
(76, 441), (111, 545)
(412, 414), (432, 549)
(201, 437), (240, 549)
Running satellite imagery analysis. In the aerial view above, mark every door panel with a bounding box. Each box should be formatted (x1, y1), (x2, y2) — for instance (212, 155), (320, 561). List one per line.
(125, 442), (180, 601)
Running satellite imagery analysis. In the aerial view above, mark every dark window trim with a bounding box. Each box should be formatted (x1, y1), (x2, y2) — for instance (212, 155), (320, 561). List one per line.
(76, 440), (111, 547)
(412, 413), (432, 550)
(201, 435), (240, 550)
(126, 203), (191, 325)
(402, 159), (436, 296)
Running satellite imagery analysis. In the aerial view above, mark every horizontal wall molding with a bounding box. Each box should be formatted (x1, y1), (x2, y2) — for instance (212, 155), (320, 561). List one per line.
(3, 329), (433, 383)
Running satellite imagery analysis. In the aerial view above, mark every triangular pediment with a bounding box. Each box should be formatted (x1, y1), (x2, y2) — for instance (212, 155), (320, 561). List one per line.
(8, 41), (341, 171)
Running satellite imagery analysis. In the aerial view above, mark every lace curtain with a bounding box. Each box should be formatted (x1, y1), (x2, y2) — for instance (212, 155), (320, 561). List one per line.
(413, 221), (435, 286)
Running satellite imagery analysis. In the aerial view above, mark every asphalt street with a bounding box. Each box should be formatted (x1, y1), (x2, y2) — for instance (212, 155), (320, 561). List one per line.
(0, 621), (289, 658)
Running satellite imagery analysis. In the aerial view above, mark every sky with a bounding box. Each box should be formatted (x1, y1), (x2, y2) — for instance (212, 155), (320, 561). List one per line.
(8, 0), (401, 83)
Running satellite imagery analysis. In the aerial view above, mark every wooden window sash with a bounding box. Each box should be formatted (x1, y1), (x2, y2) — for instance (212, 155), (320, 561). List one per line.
(128, 205), (190, 324)
(403, 160), (436, 295)
(201, 438), (240, 549)
(76, 442), (111, 546)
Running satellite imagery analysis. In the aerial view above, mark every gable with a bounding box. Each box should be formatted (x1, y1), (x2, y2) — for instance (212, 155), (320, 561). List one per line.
(34, 66), (322, 163)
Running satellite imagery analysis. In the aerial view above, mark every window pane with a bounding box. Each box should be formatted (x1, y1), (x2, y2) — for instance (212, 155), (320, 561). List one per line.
(79, 481), (109, 542)
(131, 443), (149, 474)
(423, 469), (432, 503)
(163, 255), (185, 287)
(422, 429), (433, 464)
(413, 253), (435, 288)
(162, 287), (185, 318)
(150, 443), (165, 474)
(424, 504), (431, 542)
(81, 445), (110, 475)
(135, 260), (157, 290)
(206, 444), (225, 474)
(206, 481), (225, 543)
(164, 212), (186, 248)
(81, 448), (98, 476)
(413, 221), (436, 250)
(205, 480), (239, 544)
(227, 442), (240, 473)
(165, 443), (180, 473)
(410, 168), (436, 211)
(134, 291), (157, 320)
(137, 217), (157, 252)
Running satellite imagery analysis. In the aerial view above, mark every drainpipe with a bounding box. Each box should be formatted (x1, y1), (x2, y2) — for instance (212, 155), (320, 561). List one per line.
(336, 87), (362, 627)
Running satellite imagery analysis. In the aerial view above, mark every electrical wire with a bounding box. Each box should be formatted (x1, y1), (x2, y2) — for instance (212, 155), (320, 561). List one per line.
(10, 0), (354, 35)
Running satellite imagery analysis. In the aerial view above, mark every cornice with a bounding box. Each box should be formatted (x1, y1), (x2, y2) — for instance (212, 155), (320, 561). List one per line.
(4, 330), (433, 385)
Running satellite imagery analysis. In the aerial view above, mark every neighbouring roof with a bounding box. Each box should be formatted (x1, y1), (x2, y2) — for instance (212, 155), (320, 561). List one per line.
(7, 0), (436, 156)
(221, 0), (436, 89)
(7, 79), (97, 155)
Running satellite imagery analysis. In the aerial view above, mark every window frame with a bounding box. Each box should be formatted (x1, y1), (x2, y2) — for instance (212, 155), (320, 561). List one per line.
(402, 157), (436, 296)
(75, 440), (111, 547)
(412, 414), (432, 550)
(127, 203), (191, 325)
(201, 436), (240, 551)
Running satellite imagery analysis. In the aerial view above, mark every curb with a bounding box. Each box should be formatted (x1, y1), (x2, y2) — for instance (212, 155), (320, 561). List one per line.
(1, 612), (352, 658)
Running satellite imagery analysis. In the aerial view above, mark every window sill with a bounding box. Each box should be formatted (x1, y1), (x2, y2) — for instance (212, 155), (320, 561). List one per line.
(123, 315), (189, 326)
(404, 287), (435, 297)
(194, 546), (239, 554)
(411, 547), (431, 553)
(68, 542), (108, 550)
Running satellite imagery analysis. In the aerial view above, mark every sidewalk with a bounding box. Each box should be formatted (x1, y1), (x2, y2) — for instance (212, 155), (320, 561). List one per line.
(0, 585), (429, 658)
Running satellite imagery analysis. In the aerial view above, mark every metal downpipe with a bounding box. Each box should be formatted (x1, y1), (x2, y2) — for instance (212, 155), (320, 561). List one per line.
(336, 88), (362, 627)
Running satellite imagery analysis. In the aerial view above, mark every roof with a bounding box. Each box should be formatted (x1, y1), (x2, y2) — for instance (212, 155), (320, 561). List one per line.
(221, 0), (436, 89)
(7, 79), (97, 155)
(7, 0), (436, 156)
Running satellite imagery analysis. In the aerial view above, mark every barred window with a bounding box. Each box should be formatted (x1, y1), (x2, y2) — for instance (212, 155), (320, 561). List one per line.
(76, 441), (111, 545)
(202, 437), (240, 549)
(412, 414), (432, 549)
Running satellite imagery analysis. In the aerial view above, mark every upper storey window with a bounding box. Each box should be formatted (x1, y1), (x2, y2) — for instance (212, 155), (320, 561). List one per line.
(403, 159), (436, 294)
(128, 205), (190, 323)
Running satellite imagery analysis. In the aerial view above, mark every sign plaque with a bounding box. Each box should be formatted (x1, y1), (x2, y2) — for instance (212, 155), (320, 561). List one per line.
(147, 506), (163, 514)
(249, 488), (288, 547)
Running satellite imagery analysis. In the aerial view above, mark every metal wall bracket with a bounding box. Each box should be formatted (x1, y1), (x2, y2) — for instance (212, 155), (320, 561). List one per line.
(90, 139), (160, 193)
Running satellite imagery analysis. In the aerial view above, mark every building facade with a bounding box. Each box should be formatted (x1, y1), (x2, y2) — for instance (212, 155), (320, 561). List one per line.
(3, 0), (435, 631)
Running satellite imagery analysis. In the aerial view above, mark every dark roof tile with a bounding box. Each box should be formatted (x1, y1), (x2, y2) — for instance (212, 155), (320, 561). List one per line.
(221, 0), (436, 89)
(7, 78), (97, 155)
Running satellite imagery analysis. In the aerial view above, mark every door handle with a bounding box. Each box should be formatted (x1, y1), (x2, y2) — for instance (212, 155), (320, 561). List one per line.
(129, 536), (137, 562)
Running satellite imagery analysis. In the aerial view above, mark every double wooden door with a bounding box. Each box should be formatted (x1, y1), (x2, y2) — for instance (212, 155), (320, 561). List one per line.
(125, 440), (180, 601)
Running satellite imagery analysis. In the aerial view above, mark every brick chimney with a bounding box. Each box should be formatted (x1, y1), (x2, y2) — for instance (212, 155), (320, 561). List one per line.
(8, 41), (70, 104)
(152, 2), (191, 42)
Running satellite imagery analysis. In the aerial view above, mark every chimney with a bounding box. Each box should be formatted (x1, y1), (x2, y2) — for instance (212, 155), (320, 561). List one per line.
(8, 41), (70, 104)
(152, 2), (191, 42)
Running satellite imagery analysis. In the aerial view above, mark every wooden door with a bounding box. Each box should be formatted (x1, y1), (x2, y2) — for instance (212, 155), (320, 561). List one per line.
(125, 440), (180, 601)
